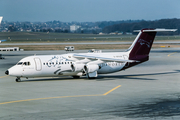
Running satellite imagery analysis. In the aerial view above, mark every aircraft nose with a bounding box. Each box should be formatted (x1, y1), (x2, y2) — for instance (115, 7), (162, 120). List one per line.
(5, 70), (9, 75)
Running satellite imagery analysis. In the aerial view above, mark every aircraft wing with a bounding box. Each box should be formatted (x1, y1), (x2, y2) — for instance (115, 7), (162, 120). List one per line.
(73, 54), (136, 63)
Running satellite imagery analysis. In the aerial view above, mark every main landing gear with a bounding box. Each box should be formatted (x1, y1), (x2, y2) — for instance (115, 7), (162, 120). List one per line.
(15, 77), (21, 82)
(72, 76), (80, 79)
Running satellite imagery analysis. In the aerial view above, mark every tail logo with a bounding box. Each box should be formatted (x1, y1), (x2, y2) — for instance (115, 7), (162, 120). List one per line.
(138, 39), (152, 48)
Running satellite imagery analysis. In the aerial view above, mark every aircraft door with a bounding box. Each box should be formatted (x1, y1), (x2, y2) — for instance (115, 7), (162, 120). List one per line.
(34, 58), (42, 71)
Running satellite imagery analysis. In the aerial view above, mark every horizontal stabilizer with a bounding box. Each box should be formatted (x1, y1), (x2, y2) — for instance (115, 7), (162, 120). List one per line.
(134, 29), (177, 32)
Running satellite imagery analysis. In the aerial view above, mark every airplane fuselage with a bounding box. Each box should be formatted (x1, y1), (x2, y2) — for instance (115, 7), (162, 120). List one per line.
(8, 52), (128, 78)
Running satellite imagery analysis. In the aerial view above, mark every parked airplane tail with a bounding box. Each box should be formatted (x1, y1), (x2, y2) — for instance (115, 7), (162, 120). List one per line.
(127, 28), (177, 61)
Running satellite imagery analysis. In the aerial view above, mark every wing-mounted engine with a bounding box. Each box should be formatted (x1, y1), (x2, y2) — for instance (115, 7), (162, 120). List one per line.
(71, 63), (85, 72)
(71, 58), (91, 72)
(72, 58), (104, 78)
(84, 64), (100, 78)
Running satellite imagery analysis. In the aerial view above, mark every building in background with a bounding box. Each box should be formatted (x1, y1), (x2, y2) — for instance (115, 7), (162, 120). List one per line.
(70, 25), (80, 32)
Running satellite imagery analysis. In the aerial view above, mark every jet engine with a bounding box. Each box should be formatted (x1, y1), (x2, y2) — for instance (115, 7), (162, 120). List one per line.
(71, 63), (85, 72)
(84, 64), (99, 73)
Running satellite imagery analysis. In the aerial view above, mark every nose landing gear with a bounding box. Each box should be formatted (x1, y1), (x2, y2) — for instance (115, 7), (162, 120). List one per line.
(16, 77), (21, 82)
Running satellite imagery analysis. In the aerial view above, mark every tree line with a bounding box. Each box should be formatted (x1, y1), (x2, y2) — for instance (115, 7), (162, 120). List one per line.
(102, 18), (180, 35)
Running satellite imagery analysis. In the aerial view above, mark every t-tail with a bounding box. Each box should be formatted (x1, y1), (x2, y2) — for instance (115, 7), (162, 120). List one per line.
(122, 28), (177, 70)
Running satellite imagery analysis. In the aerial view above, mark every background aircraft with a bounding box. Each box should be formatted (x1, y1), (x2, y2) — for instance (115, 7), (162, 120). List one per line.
(0, 39), (6, 43)
(5, 28), (177, 82)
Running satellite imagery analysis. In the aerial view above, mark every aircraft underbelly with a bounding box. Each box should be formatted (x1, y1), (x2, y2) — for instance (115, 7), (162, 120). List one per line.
(98, 65), (124, 74)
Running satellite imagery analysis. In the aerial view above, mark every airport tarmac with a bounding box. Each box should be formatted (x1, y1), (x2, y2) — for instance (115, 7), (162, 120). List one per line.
(1, 48), (180, 120)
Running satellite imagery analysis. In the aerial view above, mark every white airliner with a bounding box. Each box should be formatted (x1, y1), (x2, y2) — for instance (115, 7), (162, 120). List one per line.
(5, 28), (177, 82)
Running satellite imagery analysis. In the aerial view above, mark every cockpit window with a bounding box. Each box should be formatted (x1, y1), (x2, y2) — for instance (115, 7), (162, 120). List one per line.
(23, 62), (31, 66)
(17, 62), (30, 66)
(17, 62), (23, 65)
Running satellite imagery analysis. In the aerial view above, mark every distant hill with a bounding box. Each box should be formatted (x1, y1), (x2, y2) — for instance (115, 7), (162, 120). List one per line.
(1, 19), (179, 35)
(96, 20), (142, 29)
(102, 18), (180, 35)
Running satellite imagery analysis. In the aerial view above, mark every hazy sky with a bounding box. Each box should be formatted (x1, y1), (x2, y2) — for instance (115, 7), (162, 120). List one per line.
(0, 0), (180, 22)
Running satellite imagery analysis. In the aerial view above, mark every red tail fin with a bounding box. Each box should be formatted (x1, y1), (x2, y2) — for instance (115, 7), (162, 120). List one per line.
(129, 28), (156, 61)
(128, 28), (177, 61)
(121, 28), (177, 71)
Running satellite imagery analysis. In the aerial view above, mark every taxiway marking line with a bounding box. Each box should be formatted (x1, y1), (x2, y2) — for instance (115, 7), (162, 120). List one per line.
(103, 85), (121, 95)
(0, 75), (9, 78)
(168, 52), (177, 57)
(0, 85), (121, 105)
(0, 94), (104, 105)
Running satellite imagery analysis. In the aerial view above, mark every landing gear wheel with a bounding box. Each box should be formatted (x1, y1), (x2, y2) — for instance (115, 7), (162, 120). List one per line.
(72, 76), (80, 79)
(88, 76), (96, 79)
(15, 77), (21, 82)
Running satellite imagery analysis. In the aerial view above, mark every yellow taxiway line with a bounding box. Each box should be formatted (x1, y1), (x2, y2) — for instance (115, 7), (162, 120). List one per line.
(168, 52), (177, 57)
(0, 75), (9, 79)
(103, 85), (121, 95)
(0, 85), (121, 105)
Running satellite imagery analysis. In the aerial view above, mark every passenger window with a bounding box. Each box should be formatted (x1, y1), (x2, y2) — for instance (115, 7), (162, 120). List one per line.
(27, 62), (30, 65)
